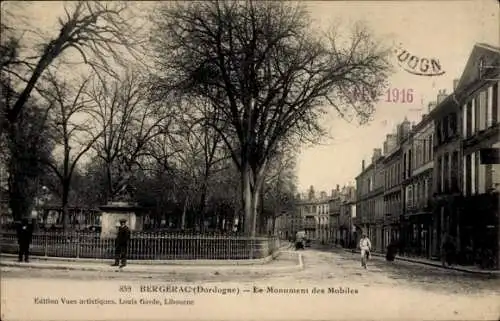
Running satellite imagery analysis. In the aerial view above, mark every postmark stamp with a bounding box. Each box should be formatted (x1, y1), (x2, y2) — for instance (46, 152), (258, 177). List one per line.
(394, 44), (446, 77)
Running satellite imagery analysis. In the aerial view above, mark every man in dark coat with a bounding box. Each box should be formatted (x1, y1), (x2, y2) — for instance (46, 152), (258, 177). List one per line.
(386, 238), (397, 262)
(16, 218), (33, 262)
(112, 219), (131, 268)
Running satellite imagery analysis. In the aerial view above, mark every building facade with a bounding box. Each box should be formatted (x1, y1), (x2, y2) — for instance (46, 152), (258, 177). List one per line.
(456, 43), (500, 268)
(382, 124), (407, 250)
(401, 108), (435, 258)
(428, 87), (462, 259)
(339, 185), (356, 248)
(355, 148), (385, 251)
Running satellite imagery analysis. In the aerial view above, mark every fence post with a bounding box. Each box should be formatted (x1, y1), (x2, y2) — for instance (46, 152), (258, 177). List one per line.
(249, 237), (254, 260)
(76, 232), (80, 258)
(44, 232), (48, 257)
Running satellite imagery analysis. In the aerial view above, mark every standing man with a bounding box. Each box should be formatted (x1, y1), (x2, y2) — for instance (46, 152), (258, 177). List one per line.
(17, 218), (33, 262)
(359, 232), (372, 268)
(112, 219), (131, 268)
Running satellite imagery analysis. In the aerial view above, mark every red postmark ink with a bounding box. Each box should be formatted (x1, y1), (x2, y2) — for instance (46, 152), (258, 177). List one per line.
(385, 88), (414, 103)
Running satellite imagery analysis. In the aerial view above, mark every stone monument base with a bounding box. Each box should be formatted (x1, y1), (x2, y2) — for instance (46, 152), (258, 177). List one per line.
(99, 202), (143, 239)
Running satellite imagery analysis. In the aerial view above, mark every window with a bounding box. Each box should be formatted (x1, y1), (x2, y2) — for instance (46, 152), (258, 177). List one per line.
(437, 157), (442, 193)
(423, 140), (427, 164)
(436, 121), (442, 143)
(449, 113), (457, 137)
(443, 153), (449, 192)
(493, 82), (499, 125)
(479, 90), (487, 130)
(429, 135), (433, 159)
(471, 153), (476, 194)
(443, 116), (449, 140)
(475, 96), (480, 133)
(408, 149), (412, 177)
(403, 153), (407, 179)
(451, 151), (459, 192)
(466, 101), (472, 137)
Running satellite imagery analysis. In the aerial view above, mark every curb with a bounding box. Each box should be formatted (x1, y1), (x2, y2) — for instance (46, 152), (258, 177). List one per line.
(0, 252), (279, 266)
(0, 251), (303, 275)
(343, 249), (499, 276)
(0, 242), (294, 266)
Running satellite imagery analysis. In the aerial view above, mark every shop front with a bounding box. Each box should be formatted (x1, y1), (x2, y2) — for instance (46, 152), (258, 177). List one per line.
(402, 213), (432, 258)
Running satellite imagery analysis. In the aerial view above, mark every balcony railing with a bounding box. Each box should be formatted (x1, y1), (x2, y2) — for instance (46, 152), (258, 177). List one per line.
(0, 231), (280, 260)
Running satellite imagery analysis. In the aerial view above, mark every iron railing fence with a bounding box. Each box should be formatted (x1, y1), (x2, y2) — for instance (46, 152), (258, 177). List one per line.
(0, 231), (280, 260)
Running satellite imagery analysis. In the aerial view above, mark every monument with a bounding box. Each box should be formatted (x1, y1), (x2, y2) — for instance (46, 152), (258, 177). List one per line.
(99, 174), (143, 239)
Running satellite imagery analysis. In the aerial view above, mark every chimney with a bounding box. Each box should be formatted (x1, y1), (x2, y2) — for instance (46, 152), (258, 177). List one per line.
(372, 148), (382, 163)
(453, 79), (459, 91)
(385, 134), (397, 153)
(437, 89), (447, 104)
(362, 160), (365, 171)
(428, 101), (437, 112)
(399, 118), (411, 142)
(336, 184), (340, 191)
(331, 189), (335, 197)
(320, 191), (327, 199)
(308, 186), (315, 200)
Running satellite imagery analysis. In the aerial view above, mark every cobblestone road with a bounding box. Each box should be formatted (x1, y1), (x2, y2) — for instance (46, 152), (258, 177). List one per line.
(2, 248), (499, 321)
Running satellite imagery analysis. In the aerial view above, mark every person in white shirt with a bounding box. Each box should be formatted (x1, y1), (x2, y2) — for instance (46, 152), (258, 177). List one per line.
(359, 233), (372, 268)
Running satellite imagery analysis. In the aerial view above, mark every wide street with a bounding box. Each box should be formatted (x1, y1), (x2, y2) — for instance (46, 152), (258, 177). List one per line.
(2, 247), (499, 321)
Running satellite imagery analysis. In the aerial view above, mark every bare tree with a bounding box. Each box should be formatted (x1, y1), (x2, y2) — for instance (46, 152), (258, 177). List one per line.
(89, 69), (172, 203)
(174, 101), (231, 231)
(260, 147), (298, 234)
(1, 1), (144, 128)
(151, 1), (392, 236)
(41, 73), (102, 231)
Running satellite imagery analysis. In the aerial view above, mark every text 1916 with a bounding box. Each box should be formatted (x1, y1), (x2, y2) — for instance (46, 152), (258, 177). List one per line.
(386, 88), (414, 103)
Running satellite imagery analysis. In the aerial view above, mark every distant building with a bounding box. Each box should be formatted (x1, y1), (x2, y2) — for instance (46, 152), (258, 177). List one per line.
(355, 148), (385, 251)
(339, 185), (356, 247)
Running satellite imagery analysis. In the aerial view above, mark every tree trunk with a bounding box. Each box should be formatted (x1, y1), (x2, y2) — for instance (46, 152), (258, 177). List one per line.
(61, 179), (70, 232)
(241, 165), (254, 236)
(181, 197), (188, 230)
(106, 163), (113, 203)
(250, 188), (260, 237)
(198, 185), (207, 233)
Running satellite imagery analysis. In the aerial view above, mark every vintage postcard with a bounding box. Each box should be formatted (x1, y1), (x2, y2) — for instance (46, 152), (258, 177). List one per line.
(1, 0), (499, 320)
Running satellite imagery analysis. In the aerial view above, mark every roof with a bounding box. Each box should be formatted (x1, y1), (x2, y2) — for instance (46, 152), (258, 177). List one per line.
(455, 43), (500, 95)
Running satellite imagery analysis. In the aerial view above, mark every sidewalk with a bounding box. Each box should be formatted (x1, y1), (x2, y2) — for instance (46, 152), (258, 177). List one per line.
(343, 249), (500, 276)
(0, 246), (303, 275)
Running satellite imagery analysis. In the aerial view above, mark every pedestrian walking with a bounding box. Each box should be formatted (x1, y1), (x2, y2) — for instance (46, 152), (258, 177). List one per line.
(359, 232), (372, 269)
(16, 218), (33, 262)
(441, 235), (455, 267)
(111, 219), (131, 268)
(386, 238), (397, 262)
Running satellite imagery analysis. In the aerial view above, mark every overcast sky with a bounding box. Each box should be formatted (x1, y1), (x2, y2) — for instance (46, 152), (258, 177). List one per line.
(4, 1), (499, 194)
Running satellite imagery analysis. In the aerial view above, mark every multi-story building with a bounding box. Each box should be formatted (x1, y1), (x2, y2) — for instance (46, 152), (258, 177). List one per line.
(328, 186), (341, 244)
(428, 87), (462, 259)
(355, 148), (385, 250)
(292, 187), (332, 242)
(456, 43), (500, 268)
(275, 210), (302, 240)
(339, 185), (356, 248)
(382, 120), (410, 249)
(401, 106), (435, 258)
(317, 191), (331, 243)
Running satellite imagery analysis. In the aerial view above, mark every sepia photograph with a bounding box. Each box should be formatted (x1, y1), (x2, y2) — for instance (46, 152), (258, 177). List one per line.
(0, 0), (499, 320)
